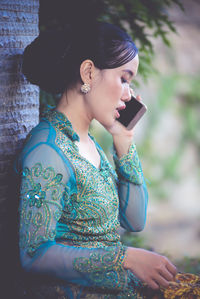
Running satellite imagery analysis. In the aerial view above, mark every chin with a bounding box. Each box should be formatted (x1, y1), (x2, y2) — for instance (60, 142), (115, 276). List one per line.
(106, 117), (116, 127)
(96, 114), (115, 127)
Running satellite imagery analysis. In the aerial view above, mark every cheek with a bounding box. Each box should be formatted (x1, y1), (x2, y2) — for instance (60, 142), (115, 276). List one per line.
(104, 78), (122, 103)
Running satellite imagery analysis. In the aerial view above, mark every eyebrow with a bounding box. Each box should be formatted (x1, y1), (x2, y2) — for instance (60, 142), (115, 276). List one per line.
(123, 69), (134, 78)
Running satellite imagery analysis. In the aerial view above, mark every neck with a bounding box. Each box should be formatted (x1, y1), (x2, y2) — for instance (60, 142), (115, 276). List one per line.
(56, 89), (92, 141)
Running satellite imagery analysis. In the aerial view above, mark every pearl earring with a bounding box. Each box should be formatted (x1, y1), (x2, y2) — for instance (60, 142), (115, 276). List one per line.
(81, 83), (91, 94)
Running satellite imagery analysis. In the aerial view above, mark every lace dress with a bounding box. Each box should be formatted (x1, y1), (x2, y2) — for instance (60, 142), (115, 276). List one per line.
(15, 107), (148, 298)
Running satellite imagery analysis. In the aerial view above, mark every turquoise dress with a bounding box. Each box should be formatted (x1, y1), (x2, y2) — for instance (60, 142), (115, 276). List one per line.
(15, 107), (148, 298)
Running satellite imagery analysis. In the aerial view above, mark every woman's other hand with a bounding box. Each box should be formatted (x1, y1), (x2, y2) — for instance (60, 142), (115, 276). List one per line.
(123, 247), (177, 290)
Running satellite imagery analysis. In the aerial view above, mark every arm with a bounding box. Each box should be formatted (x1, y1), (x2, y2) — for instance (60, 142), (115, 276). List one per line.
(104, 93), (176, 290)
(113, 143), (148, 232)
(103, 91), (148, 232)
(112, 141), (177, 290)
(18, 143), (137, 291)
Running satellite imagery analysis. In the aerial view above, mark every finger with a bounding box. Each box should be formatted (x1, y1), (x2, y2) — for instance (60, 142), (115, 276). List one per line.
(147, 279), (160, 290)
(136, 94), (142, 101)
(154, 274), (170, 289)
(159, 268), (174, 282)
(166, 262), (177, 277)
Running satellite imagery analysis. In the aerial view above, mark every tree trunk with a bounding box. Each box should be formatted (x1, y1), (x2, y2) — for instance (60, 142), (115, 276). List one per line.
(0, 0), (39, 296)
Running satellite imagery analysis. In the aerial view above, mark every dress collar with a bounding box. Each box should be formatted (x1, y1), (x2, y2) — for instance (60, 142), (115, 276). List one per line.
(41, 106), (80, 142)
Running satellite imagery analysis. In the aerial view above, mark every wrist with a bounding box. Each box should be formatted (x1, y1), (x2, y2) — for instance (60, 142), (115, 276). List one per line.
(123, 247), (146, 271)
(113, 135), (133, 158)
(123, 247), (135, 270)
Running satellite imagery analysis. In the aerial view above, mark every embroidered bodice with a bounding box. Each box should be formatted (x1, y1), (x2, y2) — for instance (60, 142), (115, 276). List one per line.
(15, 107), (148, 298)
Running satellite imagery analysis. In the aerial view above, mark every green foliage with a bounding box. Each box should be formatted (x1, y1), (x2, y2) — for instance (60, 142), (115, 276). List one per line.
(121, 231), (152, 250)
(102, 0), (183, 48)
(176, 256), (200, 274)
(103, 0), (184, 81)
(177, 75), (200, 153)
(137, 73), (200, 200)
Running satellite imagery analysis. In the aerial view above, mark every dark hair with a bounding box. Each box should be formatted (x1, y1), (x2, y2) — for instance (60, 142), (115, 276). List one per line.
(22, 22), (138, 94)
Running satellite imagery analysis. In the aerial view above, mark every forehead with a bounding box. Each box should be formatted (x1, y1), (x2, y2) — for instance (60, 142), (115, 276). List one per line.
(99, 54), (139, 79)
(119, 54), (139, 77)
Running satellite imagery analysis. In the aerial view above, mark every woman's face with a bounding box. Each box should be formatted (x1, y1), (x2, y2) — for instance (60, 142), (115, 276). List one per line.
(87, 54), (139, 127)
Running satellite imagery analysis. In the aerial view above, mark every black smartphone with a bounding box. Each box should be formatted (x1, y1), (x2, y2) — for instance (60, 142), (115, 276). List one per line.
(117, 96), (147, 130)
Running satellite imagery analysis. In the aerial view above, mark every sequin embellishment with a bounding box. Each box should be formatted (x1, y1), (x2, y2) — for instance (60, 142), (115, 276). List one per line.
(73, 246), (128, 290)
(19, 162), (67, 256)
(113, 144), (143, 185)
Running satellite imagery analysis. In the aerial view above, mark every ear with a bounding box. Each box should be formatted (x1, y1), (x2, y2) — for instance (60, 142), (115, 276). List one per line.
(80, 59), (96, 84)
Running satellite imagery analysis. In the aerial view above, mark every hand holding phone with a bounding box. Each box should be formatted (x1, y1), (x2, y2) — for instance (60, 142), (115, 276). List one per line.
(117, 95), (147, 130)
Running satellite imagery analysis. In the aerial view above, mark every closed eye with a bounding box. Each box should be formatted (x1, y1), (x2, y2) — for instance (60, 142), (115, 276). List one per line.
(121, 77), (128, 84)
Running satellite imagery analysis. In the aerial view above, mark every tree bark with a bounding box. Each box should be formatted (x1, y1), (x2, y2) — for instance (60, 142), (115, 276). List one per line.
(0, 0), (39, 296)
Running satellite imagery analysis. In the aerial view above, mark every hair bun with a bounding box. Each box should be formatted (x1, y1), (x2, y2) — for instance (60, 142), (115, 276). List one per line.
(22, 29), (73, 93)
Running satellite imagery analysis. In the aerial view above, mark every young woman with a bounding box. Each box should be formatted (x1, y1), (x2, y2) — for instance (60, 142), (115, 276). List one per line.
(16, 21), (177, 298)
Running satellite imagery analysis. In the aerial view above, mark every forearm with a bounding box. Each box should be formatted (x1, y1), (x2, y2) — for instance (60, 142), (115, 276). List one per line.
(113, 142), (148, 231)
(20, 242), (130, 291)
(119, 179), (148, 231)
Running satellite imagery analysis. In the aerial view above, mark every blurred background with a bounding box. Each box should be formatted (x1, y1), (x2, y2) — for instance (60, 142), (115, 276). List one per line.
(129, 0), (200, 262)
(40, 0), (200, 271)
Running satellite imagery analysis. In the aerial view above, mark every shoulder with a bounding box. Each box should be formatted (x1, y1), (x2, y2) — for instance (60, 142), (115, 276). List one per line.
(19, 120), (52, 157)
(15, 120), (75, 179)
(16, 120), (55, 172)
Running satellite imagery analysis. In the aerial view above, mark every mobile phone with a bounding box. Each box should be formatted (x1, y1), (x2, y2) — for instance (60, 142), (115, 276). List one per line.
(117, 96), (147, 130)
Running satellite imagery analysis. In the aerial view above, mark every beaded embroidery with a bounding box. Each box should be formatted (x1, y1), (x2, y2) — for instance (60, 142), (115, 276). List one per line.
(113, 144), (143, 185)
(73, 246), (128, 289)
(41, 108), (121, 247)
(56, 130), (121, 245)
(41, 107), (80, 142)
(19, 162), (67, 256)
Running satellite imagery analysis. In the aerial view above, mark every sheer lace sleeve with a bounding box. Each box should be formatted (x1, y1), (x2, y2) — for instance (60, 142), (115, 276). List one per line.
(113, 143), (148, 232)
(18, 143), (134, 291)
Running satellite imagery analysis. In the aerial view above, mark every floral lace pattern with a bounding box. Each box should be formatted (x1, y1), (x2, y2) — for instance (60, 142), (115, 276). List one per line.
(113, 143), (143, 185)
(73, 246), (127, 289)
(53, 126), (121, 246)
(19, 162), (67, 256)
(41, 107), (80, 141)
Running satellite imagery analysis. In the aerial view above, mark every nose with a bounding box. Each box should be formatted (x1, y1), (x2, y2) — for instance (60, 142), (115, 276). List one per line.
(121, 84), (132, 102)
